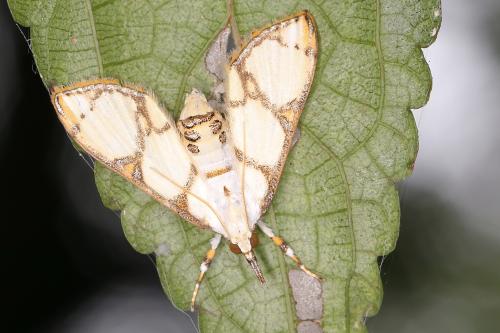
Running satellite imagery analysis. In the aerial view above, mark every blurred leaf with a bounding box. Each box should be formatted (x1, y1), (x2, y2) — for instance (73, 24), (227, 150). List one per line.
(8, 0), (441, 332)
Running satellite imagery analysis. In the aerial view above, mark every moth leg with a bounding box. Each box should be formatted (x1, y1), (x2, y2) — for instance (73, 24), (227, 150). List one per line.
(190, 234), (222, 312)
(257, 220), (320, 280)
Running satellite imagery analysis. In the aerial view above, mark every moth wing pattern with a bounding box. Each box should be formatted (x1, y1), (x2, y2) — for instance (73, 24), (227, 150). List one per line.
(51, 79), (215, 229)
(226, 11), (318, 217)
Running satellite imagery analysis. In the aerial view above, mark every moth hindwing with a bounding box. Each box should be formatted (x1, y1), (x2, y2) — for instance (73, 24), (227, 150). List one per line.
(50, 10), (319, 311)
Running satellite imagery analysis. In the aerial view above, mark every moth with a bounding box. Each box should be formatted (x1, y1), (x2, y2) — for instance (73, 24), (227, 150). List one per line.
(51, 11), (318, 311)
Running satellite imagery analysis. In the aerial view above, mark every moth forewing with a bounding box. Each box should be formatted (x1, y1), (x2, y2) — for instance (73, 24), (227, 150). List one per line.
(51, 80), (208, 228)
(226, 11), (318, 215)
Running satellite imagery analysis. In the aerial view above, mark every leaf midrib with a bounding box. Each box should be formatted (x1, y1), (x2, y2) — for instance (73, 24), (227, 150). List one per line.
(85, 0), (104, 76)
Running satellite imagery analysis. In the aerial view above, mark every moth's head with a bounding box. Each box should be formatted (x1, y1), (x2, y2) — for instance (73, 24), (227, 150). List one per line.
(228, 232), (265, 284)
(229, 231), (260, 254)
(177, 89), (228, 155)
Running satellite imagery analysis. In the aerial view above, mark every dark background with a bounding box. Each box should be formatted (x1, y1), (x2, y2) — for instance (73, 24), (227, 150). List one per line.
(1, 1), (195, 332)
(2, 1), (500, 332)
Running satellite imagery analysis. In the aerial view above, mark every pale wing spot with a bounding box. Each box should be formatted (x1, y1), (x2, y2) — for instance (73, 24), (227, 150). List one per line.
(226, 68), (245, 102)
(229, 99), (285, 166)
(187, 177), (227, 236)
(280, 17), (309, 50)
(244, 39), (310, 108)
(56, 95), (84, 125)
(144, 95), (170, 130)
(141, 130), (191, 199)
(59, 93), (91, 118)
(64, 92), (139, 159)
(243, 167), (268, 225)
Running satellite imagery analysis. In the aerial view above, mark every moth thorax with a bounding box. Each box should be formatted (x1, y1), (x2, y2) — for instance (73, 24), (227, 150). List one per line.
(177, 90), (229, 170)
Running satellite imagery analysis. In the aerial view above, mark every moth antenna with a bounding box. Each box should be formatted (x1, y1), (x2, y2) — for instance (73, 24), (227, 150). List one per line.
(244, 250), (265, 284)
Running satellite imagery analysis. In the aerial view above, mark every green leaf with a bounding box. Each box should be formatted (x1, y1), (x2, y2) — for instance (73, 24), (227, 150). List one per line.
(9, 0), (441, 331)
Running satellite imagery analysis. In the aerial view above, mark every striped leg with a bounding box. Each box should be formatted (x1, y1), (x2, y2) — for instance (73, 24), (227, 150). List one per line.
(257, 220), (320, 280)
(190, 234), (222, 312)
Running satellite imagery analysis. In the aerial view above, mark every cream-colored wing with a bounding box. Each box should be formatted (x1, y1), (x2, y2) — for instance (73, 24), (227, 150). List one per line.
(226, 11), (318, 219)
(51, 79), (214, 228)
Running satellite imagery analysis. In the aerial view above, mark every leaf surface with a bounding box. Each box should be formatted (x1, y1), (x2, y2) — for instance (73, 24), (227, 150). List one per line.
(8, 0), (441, 332)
